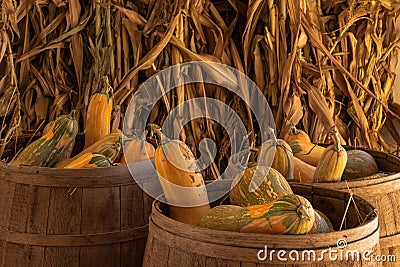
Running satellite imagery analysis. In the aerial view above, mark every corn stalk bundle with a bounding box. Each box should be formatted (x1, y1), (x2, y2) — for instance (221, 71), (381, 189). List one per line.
(0, 0), (91, 139)
(243, 0), (400, 151)
(304, 0), (400, 150)
(2, 0), (400, 162)
(111, 0), (250, 178)
(0, 0), (20, 156)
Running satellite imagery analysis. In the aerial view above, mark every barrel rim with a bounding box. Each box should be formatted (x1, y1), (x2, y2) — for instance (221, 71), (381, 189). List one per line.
(0, 159), (156, 187)
(146, 216), (380, 263)
(149, 184), (379, 250)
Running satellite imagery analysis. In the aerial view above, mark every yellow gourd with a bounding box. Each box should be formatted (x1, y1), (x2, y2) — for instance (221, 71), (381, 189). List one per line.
(258, 128), (294, 179)
(151, 125), (210, 226)
(313, 129), (347, 183)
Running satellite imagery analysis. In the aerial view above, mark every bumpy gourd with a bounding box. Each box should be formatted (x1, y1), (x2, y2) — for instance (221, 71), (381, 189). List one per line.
(230, 165), (293, 206)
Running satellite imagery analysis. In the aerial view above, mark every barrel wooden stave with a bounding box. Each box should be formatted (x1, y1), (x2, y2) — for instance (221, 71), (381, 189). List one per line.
(0, 135), (153, 267)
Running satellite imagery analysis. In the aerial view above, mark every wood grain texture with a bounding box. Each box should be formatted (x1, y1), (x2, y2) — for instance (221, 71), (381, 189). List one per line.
(0, 135), (153, 267)
(143, 183), (380, 266)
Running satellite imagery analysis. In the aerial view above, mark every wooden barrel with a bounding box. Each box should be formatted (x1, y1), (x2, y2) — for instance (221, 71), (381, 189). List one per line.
(0, 134), (153, 267)
(143, 183), (380, 266)
(311, 147), (400, 266)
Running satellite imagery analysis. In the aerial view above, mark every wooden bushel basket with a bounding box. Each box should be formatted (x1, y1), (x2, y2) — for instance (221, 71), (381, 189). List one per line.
(311, 147), (400, 266)
(0, 134), (154, 267)
(143, 182), (380, 266)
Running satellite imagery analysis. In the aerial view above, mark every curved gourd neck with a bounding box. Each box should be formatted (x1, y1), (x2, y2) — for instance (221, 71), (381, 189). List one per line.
(331, 128), (343, 152)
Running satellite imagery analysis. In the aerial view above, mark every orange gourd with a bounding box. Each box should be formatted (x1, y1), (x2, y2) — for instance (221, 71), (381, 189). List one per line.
(283, 125), (311, 143)
(120, 132), (155, 164)
(293, 157), (315, 183)
(85, 77), (113, 148)
(289, 140), (325, 167)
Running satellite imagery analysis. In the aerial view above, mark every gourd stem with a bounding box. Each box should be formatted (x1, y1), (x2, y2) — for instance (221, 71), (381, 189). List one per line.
(149, 124), (169, 146)
(331, 128), (342, 151)
(289, 124), (299, 135)
(297, 204), (312, 220)
(69, 110), (76, 120)
(100, 76), (112, 95)
(268, 127), (278, 145)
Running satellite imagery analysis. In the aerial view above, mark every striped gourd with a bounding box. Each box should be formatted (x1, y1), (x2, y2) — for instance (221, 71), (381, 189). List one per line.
(258, 132), (294, 179)
(200, 194), (315, 235)
(152, 125), (210, 226)
(43, 120), (55, 134)
(64, 152), (111, 168)
(85, 76), (113, 148)
(10, 115), (78, 167)
(230, 165), (293, 207)
(313, 129), (347, 183)
(42, 119), (75, 161)
(342, 150), (378, 180)
(56, 132), (122, 167)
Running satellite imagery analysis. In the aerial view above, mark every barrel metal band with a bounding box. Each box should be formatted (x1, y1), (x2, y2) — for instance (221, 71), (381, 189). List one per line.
(0, 225), (148, 246)
(379, 232), (400, 248)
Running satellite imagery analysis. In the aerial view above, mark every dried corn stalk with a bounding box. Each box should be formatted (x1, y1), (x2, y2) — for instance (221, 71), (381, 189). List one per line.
(2, 0), (400, 161)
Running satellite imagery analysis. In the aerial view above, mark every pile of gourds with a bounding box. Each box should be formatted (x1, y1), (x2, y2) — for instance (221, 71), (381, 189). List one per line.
(148, 124), (380, 235)
(200, 164), (334, 235)
(8, 79), (380, 235)
(9, 77), (155, 168)
(149, 126), (334, 234)
(286, 125), (379, 183)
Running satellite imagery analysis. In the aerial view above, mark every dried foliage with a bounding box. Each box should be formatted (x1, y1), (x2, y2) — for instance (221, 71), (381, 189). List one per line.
(1, 0), (400, 170)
